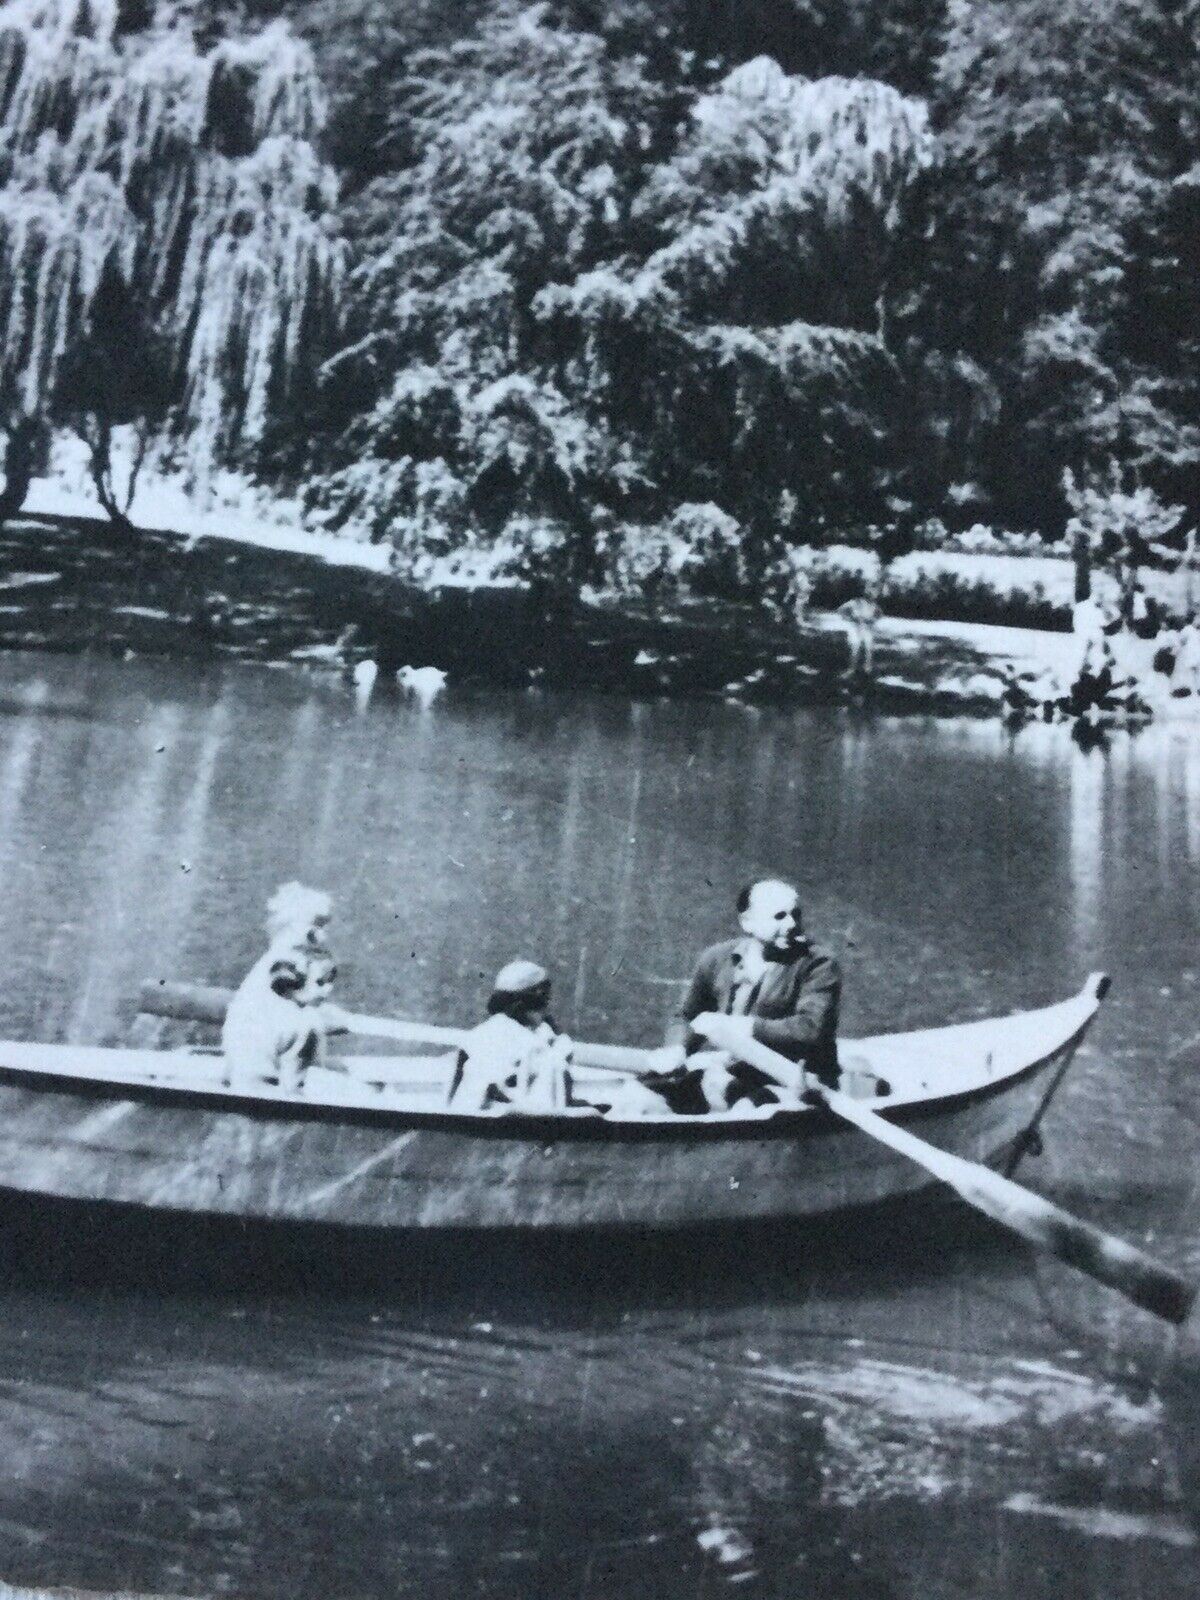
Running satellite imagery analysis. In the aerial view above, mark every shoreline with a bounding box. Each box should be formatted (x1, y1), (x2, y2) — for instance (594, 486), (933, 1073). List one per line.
(9, 479), (1194, 718)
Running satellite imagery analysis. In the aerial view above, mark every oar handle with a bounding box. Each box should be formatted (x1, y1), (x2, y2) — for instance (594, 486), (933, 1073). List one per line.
(570, 1041), (657, 1073)
(140, 980), (229, 1025)
(138, 983), (469, 1047)
(331, 1009), (468, 1049)
(139, 981), (658, 1072)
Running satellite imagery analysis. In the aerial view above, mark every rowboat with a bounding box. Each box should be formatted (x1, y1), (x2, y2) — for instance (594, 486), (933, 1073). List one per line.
(0, 974), (1110, 1231)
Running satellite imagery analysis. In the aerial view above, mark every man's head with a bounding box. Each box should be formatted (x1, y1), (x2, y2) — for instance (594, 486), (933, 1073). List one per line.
(736, 879), (802, 952)
(487, 959), (552, 1025)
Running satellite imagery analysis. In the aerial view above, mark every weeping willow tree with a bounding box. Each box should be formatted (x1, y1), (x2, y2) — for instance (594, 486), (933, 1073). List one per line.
(0, 0), (344, 525)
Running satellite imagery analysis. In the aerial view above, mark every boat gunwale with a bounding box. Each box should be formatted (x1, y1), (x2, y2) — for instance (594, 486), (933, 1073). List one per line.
(0, 1021), (1091, 1144)
(0, 973), (1108, 1145)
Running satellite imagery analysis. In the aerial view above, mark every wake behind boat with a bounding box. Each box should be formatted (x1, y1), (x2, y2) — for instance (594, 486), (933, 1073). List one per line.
(0, 975), (1109, 1231)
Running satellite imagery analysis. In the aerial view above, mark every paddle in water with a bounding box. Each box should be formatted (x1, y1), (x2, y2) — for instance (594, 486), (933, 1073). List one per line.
(696, 1016), (1196, 1327)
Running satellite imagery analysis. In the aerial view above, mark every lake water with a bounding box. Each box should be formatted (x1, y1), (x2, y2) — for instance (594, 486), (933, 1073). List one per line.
(0, 649), (1197, 1598)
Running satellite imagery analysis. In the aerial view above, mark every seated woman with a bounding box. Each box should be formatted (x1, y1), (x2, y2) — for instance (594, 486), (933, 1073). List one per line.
(448, 961), (575, 1113)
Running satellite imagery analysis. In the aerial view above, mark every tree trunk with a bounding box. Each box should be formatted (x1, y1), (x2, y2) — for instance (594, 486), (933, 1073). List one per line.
(86, 417), (137, 536)
(1073, 529), (1092, 602)
(0, 416), (44, 528)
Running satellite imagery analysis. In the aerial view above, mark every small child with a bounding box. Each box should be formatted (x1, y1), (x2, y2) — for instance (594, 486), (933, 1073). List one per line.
(448, 961), (574, 1113)
(838, 592), (881, 679)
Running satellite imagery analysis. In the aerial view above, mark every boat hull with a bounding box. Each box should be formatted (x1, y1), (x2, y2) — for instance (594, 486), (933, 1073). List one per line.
(0, 1040), (1076, 1230)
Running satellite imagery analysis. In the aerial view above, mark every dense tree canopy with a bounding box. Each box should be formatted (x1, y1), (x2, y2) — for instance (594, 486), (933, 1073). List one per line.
(303, 6), (929, 580)
(924, 0), (1200, 525)
(2, 0), (1199, 592)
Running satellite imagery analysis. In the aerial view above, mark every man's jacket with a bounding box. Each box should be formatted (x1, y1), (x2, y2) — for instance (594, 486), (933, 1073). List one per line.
(667, 937), (841, 1083)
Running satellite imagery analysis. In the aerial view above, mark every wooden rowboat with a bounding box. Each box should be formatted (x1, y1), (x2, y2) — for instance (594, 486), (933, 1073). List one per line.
(0, 974), (1109, 1231)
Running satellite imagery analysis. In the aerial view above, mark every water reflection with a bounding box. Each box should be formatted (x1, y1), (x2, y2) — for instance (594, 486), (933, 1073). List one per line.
(1069, 738), (1106, 958)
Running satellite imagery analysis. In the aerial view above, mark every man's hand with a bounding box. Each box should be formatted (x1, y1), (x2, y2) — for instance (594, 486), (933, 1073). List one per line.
(693, 1012), (754, 1052)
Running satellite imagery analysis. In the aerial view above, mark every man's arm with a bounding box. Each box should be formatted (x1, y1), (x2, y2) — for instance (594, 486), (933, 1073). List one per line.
(749, 953), (841, 1061)
(663, 951), (719, 1052)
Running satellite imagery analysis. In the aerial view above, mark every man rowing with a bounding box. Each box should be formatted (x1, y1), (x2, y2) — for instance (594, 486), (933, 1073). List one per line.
(658, 879), (842, 1110)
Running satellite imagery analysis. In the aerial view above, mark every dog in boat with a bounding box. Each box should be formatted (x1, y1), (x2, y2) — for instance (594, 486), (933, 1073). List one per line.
(221, 883), (338, 1094)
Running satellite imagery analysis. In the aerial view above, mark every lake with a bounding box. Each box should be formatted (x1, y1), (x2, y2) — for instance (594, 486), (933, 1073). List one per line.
(0, 649), (1196, 1599)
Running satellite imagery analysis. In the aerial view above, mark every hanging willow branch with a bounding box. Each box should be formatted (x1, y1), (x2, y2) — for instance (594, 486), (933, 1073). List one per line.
(0, 0), (344, 514)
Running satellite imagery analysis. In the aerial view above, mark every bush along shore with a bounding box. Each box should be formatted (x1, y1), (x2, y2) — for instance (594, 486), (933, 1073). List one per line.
(0, 510), (1121, 716)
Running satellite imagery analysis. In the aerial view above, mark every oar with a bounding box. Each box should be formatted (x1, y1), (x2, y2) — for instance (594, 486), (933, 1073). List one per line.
(138, 980), (470, 1047)
(697, 1017), (1196, 1326)
(138, 981), (655, 1072)
(327, 1007), (468, 1048)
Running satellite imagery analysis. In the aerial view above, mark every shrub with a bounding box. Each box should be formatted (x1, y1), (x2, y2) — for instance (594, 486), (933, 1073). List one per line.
(768, 543), (1076, 630)
(881, 552), (1071, 629)
(600, 503), (747, 601)
(1063, 464), (1185, 566)
(769, 545), (880, 613)
(920, 521), (1070, 559)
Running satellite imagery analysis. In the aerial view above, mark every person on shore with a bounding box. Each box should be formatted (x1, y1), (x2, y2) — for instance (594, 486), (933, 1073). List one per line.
(838, 589), (881, 680)
(1153, 621), (1180, 677)
(1072, 588), (1109, 649)
(1068, 589), (1119, 715)
(1171, 613), (1200, 697)
(657, 879), (843, 1111)
(448, 960), (574, 1113)
(1125, 576), (1161, 641)
(790, 569), (814, 630)
(222, 883), (339, 1092)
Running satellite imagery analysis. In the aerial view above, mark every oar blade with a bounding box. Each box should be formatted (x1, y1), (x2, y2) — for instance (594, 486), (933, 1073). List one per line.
(699, 1021), (1198, 1327)
(951, 1160), (1196, 1326)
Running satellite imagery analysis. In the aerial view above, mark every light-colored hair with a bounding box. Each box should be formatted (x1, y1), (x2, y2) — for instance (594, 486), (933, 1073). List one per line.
(265, 882), (332, 945)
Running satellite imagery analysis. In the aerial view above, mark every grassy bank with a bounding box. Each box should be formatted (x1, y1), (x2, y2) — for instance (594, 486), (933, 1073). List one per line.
(0, 514), (1028, 714)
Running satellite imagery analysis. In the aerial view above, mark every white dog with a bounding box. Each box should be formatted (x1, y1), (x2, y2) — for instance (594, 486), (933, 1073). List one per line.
(221, 884), (338, 1094)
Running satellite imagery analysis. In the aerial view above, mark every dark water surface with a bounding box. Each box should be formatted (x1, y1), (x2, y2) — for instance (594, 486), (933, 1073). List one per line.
(0, 650), (1197, 1598)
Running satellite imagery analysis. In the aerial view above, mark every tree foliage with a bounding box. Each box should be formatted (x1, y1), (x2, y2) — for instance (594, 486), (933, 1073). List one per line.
(306, 1), (679, 577)
(537, 56), (929, 559)
(308, 8), (929, 583)
(4, 0), (1200, 590)
(920, 0), (1200, 526)
(0, 0), (343, 519)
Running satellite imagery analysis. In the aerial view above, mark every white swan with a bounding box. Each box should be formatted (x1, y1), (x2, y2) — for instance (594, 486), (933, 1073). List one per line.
(352, 659), (378, 703)
(396, 665), (448, 707)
